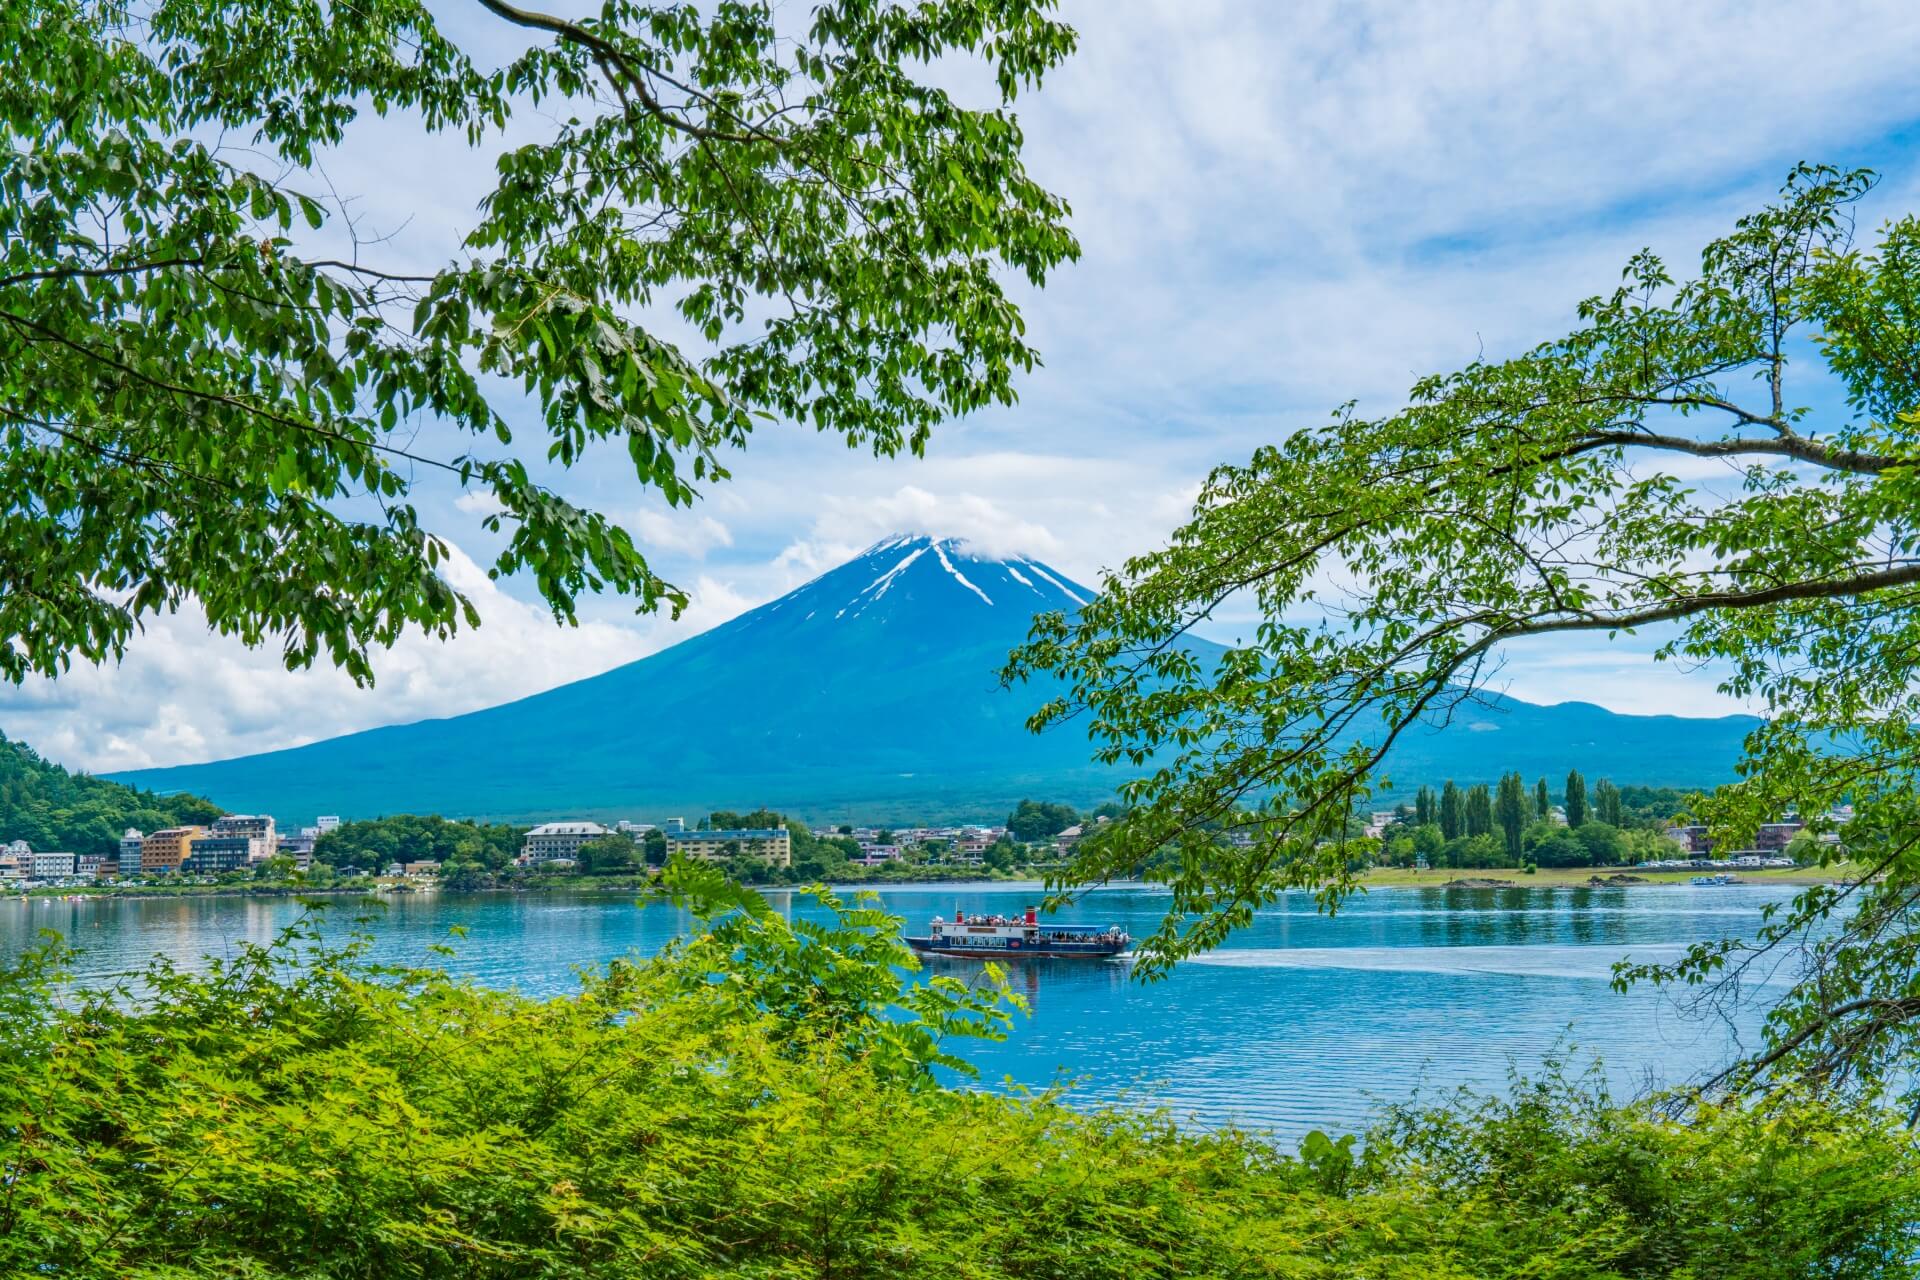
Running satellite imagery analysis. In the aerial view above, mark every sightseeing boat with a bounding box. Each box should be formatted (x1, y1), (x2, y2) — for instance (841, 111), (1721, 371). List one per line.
(907, 908), (1129, 959)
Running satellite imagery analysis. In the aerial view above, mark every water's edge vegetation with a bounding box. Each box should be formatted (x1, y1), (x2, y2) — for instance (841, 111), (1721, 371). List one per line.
(5, 867), (1914, 1279)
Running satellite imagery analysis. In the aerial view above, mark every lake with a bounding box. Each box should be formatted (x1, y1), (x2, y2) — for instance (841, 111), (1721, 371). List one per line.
(0, 881), (1795, 1144)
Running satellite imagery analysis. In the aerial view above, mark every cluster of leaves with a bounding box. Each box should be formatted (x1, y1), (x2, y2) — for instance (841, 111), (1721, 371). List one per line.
(1, 0), (1076, 682)
(4, 877), (1917, 1277)
(1005, 162), (1920, 1109)
(0, 731), (219, 855)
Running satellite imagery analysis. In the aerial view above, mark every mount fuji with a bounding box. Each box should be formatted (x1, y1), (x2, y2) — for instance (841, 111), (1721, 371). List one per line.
(105, 535), (1761, 824)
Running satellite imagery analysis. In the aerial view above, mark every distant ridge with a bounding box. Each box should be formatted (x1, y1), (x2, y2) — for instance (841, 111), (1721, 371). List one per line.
(103, 535), (1761, 824)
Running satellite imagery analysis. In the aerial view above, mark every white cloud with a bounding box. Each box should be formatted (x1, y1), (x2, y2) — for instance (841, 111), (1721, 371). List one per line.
(0, 543), (654, 772)
(626, 509), (734, 559)
(454, 490), (507, 517)
(788, 485), (1064, 565)
(674, 575), (759, 633)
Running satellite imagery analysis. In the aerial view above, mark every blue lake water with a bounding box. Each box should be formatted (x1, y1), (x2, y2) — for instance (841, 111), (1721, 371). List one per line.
(0, 881), (1798, 1143)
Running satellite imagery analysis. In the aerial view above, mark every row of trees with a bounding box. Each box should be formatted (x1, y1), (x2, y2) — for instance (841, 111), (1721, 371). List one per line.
(1411, 769), (1647, 859)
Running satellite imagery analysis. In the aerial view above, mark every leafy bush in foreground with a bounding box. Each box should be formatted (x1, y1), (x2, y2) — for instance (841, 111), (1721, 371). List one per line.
(2, 868), (1915, 1278)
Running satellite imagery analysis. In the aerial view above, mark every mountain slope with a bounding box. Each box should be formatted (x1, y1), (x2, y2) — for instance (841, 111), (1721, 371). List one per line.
(103, 536), (1762, 823)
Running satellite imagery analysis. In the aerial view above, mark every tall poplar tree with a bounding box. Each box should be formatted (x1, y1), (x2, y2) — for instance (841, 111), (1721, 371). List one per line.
(1415, 785), (1436, 826)
(1535, 777), (1552, 822)
(1495, 772), (1527, 859)
(1438, 781), (1462, 841)
(1565, 770), (1589, 828)
(1595, 779), (1623, 827)
(1465, 784), (1493, 838)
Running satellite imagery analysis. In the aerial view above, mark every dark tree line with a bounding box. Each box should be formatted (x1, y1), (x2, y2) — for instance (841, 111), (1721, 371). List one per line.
(0, 734), (221, 856)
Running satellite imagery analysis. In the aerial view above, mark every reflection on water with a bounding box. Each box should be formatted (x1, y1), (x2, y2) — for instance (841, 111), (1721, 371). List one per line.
(0, 882), (1793, 1143)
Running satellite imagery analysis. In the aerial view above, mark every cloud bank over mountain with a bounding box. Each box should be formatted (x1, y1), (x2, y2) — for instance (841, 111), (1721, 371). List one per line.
(12, 1), (1920, 771)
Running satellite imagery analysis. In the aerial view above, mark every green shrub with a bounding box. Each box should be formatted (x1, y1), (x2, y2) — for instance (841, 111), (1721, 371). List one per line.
(2, 866), (1914, 1278)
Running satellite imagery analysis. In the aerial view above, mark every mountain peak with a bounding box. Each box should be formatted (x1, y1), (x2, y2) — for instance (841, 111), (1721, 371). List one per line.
(805, 532), (1086, 624)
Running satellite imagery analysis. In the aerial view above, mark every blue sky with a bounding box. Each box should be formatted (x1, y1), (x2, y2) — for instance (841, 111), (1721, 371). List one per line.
(12, 0), (1920, 772)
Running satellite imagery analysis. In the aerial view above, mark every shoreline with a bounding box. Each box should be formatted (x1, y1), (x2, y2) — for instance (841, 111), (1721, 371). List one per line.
(9, 862), (1862, 905)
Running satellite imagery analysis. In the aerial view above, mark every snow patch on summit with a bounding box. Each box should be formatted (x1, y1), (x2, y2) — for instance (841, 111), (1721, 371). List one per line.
(931, 540), (993, 606)
(859, 543), (929, 603)
(1022, 560), (1086, 606)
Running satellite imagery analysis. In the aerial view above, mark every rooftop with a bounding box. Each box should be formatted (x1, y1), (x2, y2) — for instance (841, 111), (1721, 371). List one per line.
(526, 821), (610, 837)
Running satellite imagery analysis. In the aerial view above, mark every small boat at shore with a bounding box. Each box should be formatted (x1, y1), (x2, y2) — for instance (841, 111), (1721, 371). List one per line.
(907, 908), (1129, 959)
(1690, 873), (1735, 886)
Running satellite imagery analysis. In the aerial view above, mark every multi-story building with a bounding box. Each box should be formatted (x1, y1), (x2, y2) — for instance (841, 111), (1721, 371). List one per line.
(207, 814), (278, 863)
(141, 826), (207, 876)
(665, 827), (792, 868)
(316, 815), (341, 833)
(1669, 824), (1713, 856)
(184, 835), (253, 874)
(277, 831), (316, 869)
(0, 850), (22, 881)
(30, 850), (77, 879)
(118, 828), (145, 877)
(521, 821), (610, 864)
(77, 854), (107, 877)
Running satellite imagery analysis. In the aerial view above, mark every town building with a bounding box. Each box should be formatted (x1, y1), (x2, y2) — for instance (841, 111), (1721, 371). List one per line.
(78, 854), (107, 877)
(316, 815), (341, 833)
(184, 835), (253, 874)
(0, 849), (23, 881)
(521, 821), (610, 863)
(118, 828), (145, 877)
(207, 814), (278, 863)
(665, 827), (792, 868)
(141, 826), (207, 875)
(30, 850), (77, 879)
(1669, 824), (1713, 856)
(278, 830), (317, 869)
